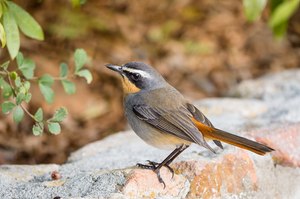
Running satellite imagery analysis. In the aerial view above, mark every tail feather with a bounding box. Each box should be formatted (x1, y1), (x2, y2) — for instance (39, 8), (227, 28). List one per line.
(192, 118), (274, 155)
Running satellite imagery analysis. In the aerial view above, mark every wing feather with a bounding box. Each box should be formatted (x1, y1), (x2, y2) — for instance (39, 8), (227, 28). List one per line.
(133, 104), (215, 152)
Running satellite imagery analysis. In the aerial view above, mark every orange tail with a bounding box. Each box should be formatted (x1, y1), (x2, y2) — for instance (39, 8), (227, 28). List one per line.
(192, 118), (274, 155)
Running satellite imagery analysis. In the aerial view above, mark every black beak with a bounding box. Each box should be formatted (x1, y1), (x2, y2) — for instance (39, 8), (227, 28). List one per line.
(105, 64), (122, 73)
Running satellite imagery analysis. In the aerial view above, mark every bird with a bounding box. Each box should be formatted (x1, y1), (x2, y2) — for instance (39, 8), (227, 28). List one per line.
(106, 62), (274, 187)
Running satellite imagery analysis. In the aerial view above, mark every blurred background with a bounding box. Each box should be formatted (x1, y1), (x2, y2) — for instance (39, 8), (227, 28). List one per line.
(0, 0), (299, 164)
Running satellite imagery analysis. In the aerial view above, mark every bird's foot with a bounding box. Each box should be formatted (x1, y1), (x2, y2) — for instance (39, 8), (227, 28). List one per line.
(146, 160), (175, 178)
(136, 160), (175, 188)
(136, 161), (165, 188)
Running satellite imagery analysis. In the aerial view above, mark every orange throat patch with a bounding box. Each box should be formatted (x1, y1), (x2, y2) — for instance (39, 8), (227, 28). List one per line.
(121, 77), (141, 94)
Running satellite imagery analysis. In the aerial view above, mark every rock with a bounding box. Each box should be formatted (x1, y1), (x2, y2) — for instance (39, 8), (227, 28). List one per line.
(1, 69), (300, 198)
(229, 69), (300, 101)
(251, 123), (300, 167)
(122, 168), (190, 198)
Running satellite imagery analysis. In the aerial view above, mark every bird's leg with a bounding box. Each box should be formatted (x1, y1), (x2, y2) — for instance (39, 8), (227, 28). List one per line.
(136, 144), (188, 187)
(165, 145), (189, 166)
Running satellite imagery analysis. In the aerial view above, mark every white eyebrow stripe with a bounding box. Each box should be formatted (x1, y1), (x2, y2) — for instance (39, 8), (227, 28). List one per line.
(122, 67), (152, 79)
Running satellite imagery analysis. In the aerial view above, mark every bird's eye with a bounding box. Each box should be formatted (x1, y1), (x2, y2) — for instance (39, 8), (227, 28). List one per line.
(131, 73), (141, 81)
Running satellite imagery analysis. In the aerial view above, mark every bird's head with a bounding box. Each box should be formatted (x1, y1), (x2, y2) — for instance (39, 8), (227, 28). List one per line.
(106, 62), (166, 94)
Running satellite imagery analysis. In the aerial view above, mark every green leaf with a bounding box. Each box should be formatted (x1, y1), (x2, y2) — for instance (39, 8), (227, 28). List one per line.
(13, 106), (24, 123)
(34, 108), (43, 122)
(1, 101), (15, 114)
(49, 107), (68, 122)
(7, 2), (44, 40)
(243, 0), (267, 22)
(39, 74), (54, 86)
(16, 52), (24, 67)
(14, 76), (22, 87)
(3, 10), (20, 59)
(60, 63), (68, 77)
(62, 80), (76, 94)
(48, 122), (61, 135)
(38, 74), (54, 103)
(0, 78), (13, 99)
(24, 93), (32, 103)
(23, 81), (30, 91)
(76, 69), (92, 84)
(39, 83), (54, 103)
(74, 49), (88, 72)
(32, 122), (44, 136)
(38, 75), (53, 103)
(18, 58), (36, 79)
(269, 0), (300, 28)
(16, 92), (25, 105)
(0, 61), (10, 70)
(0, 22), (6, 48)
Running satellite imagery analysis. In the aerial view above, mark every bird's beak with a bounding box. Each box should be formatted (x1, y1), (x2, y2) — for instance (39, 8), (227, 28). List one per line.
(105, 64), (122, 73)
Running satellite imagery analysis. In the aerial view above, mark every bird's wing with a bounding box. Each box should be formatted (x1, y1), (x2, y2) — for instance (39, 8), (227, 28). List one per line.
(186, 103), (223, 149)
(132, 104), (215, 152)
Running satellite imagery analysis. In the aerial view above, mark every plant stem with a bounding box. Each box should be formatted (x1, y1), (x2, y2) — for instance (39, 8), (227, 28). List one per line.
(5, 69), (38, 122)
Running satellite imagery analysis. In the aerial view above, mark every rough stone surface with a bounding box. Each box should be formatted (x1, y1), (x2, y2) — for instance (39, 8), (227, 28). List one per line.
(1, 69), (300, 199)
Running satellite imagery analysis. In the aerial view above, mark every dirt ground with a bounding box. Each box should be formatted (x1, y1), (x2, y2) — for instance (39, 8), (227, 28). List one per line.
(0, 0), (299, 164)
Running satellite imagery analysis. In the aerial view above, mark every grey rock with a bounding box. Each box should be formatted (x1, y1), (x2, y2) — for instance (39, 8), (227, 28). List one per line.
(230, 70), (300, 124)
(1, 69), (300, 198)
(229, 69), (300, 101)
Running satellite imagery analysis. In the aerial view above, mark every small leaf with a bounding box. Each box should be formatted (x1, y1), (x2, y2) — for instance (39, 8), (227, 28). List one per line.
(269, 0), (300, 28)
(62, 80), (76, 94)
(243, 0), (267, 22)
(14, 76), (22, 87)
(0, 61), (10, 70)
(24, 93), (32, 103)
(16, 92), (25, 105)
(74, 49), (88, 72)
(18, 58), (36, 79)
(0, 78), (13, 99)
(1, 101), (15, 114)
(7, 2), (44, 40)
(39, 84), (54, 103)
(49, 107), (68, 122)
(23, 81), (30, 91)
(16, 52), (24, 67)
(76, 69), (92, 84)
(39, 74), (54, 86)
(3, 10), (20, 59)
(32, 122), (44, 136)
(38, 74), (54, 103)
(60, 63), (68, 77)
(48, 122), (61, 135)
(13, 106), (24, 123)
(34, 108), (43, 122)
(0, 22), (6, 48)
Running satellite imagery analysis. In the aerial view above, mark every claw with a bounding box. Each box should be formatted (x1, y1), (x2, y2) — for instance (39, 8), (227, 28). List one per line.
(136, 161), (167, 188)
(165, 165), (174, 179)
(145, 160), (174, 178)
(154, 168), (166, 188)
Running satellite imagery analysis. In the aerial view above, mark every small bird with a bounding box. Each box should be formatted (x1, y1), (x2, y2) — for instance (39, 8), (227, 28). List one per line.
(106, 62), (274, 187)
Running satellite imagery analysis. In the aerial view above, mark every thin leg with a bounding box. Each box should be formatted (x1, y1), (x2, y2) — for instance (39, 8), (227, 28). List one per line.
(136, 144), (189, 188)
(165, 145), (189, 166)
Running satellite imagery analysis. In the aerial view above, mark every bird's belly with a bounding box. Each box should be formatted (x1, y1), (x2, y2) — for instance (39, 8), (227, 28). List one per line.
(126, 112), (190, 150)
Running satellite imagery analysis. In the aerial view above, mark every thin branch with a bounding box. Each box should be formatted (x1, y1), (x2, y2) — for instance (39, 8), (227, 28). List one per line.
(5, 69), (38, 122)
